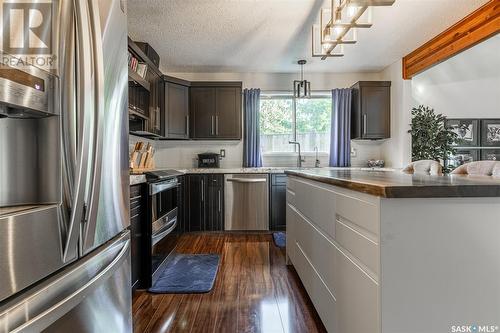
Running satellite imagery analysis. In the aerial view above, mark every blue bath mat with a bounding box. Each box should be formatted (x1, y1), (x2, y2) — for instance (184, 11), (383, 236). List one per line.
(149, 254), (220, 294)
(273, 232), (286, 248)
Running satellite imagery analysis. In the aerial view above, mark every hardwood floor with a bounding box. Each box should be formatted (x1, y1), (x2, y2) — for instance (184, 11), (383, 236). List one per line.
(132, 233), (327, 333)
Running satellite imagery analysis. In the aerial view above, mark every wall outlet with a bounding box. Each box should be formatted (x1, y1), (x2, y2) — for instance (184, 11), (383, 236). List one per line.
(220, 149), (226, 158)
(351, 147), (357, 157)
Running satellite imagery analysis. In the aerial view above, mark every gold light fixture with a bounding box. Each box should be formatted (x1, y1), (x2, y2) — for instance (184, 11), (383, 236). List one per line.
(312, 0), (395, 59)
(293, 60), (311, 99)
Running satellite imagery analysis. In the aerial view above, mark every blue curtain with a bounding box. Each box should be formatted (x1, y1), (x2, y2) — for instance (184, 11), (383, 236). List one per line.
(243, 88), (263, 167)
(330, 88), (352, 167)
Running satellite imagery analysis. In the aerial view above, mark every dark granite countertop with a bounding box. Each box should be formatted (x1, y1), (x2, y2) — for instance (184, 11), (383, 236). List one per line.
(285, 169), (500, 198)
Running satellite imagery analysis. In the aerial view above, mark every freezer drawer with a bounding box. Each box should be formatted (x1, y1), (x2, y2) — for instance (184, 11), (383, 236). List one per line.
(0, 205), (69, 303)
(0, 231), (132, 333)
(224, 174), (269, 230)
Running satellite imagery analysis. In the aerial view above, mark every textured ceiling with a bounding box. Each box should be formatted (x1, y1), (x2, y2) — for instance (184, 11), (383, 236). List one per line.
(128, 0), (489, 73)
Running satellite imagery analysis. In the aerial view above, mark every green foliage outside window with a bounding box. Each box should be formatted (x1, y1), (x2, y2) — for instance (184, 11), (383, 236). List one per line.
(260, 99), (293, 134)
(260, 98), (331, 134)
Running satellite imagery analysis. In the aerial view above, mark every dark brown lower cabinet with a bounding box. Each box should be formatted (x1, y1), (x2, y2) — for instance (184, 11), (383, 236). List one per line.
(185, 175), (205, 232)
(206, 175), (224, 231)
(130, 184), (146, 290)
(182, 174), (224, 232)
(176, 175), (186, 233)
(270, 174), (287, 231)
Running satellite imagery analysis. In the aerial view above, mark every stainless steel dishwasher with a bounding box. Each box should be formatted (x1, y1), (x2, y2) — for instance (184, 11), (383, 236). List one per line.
(224, 174), (269, 230)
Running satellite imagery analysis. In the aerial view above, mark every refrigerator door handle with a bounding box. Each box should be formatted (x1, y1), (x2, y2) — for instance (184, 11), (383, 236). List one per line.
(58, 0), (78, 263)
(7, 238), (130, 333)
(63, 0), (96, 262)
(81, 0), (105, 252)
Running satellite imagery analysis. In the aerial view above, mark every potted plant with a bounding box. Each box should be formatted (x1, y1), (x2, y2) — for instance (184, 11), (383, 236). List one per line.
(408, 105), (458, 173)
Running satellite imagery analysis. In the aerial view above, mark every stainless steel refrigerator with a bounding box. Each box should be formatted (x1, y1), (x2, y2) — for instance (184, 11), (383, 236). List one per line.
(0, 0), (131, 331)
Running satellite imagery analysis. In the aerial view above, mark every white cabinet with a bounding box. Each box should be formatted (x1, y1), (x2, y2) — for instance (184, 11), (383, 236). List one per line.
(286, 175), (500, 333)
(286, 176), (381, 333)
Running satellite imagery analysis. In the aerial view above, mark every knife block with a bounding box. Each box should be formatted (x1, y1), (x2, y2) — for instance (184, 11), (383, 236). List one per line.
(130, 141), (155, 174)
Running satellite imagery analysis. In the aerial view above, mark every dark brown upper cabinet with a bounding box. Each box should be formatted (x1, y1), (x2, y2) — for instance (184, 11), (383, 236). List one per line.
(190, 87), (216, 139)
(189, 82), (242, 140)
(351, 81), (391, 140)
(128, 38), (164, 139)
(163, 76), (190, 139)
(146, 71), (162, 136)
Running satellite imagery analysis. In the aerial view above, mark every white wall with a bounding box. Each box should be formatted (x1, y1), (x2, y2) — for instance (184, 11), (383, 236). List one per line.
(379, 60), (414, 168)
(137, 71), (384, 169)
(381, 35), (500, 168)
(411, 34), (500, 117)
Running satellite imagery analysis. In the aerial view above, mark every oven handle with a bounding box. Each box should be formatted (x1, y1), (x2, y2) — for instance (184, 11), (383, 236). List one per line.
(149, 181), (179, 195)
(152, 218), (177, 246)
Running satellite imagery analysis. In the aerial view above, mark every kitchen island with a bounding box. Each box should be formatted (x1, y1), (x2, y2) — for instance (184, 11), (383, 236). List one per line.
(285, 169), (500, 333)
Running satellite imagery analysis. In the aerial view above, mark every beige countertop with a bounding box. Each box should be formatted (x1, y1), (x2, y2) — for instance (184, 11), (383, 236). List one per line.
(130, 167), (397, 185)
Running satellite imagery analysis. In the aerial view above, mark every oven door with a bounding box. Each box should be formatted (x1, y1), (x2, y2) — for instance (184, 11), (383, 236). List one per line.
(149, 179), (179, 281)
(152, 208), (177, 246)
(150, 179), (179, 225)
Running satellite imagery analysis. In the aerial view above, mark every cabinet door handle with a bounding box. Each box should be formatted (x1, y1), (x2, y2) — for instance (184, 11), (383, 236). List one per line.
(201, 179), (204, 202)
(215, 116), (219, 135)
(185, 115), (189, 136)
(156, 107), (161, 131)
(363, 114), (367, 136)
(210, 116), (214, 135)
(218, 189), (221, 213)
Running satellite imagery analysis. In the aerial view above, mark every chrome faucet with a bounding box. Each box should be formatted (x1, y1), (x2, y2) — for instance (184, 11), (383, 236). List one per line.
(314, 146), (321, 168)
(289, 141), (305, 168)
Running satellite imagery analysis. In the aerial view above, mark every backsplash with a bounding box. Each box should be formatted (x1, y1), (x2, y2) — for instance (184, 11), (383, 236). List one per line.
(129, 136), (382, 169)
(129, 136), (243, 168)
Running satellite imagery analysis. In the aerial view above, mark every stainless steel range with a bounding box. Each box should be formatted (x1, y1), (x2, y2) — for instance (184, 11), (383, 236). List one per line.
(144, 170), (183, 288)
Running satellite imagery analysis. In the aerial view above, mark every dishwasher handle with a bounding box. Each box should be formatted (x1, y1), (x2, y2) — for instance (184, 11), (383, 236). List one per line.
(227, 178), (267, 183)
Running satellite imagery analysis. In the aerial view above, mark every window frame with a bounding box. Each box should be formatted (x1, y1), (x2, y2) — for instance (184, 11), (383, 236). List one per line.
(260, 90), (332, 154)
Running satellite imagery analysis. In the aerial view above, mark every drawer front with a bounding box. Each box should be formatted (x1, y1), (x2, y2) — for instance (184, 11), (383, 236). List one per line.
(291, 205), (338, 297)
(335, 244), (380, 333)
(293, 241), (338, 333)
(334, 191), (380, 236)
(130, 184), (142, 198)
(289, 177), (336, 239)
(130, 204), (142, 220)
(130, 195), (142, 207)
(335, 217), (379, 278)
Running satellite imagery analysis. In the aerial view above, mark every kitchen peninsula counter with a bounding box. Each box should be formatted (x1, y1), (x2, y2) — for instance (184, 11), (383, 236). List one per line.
(285, 169), (500, 333)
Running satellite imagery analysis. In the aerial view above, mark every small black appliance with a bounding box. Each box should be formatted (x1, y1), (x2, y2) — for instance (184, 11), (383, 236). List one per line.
(198, 153), (221, 168)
